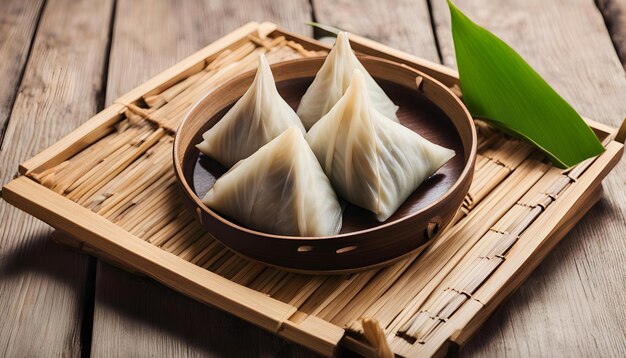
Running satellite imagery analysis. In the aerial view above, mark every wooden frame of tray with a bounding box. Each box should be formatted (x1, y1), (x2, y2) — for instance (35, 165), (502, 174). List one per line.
(2, 22), (624, 357)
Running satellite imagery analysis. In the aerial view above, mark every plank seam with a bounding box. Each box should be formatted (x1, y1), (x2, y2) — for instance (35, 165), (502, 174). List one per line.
(594, 0), (626, 67)
(0, 0), (48, 148)
(80, 1), (118, 357)
(426, 0), (444, 64)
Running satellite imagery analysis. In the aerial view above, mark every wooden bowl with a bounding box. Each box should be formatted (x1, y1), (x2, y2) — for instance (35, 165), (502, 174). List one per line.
(173, 56), (476, 273)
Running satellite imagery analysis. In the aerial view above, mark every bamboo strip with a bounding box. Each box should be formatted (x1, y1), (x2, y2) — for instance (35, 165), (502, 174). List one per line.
(101, 175), (173, 222)
(213, 253), (247, 278)
(266, 273), (297, 297)
(189, 239), (221, 265)
(230, 262), (266, 286)
(297, 275), (351, 314)
(389, 335), (414, 355)
(402, 144), (619, 358)
(158, 220), (205, 250)
(156, 219), (205, 250)
(244, 268), (276, 292)
(222, 259), (251, 281)
(392, 163), (593, 345)
(131, 205), (182, 239)
(116, 174), (177, 217)
(286, 276), (329, 308)
(92, 143), (172, 213)
(206, 250), (235, 272)
(331, 255), (417, 327)
(20, 104), (128, 175)
(361, 318), (394, 358)
(177, 236), (212, 261)
(61, 125), (154, 194)
(117, 185), (178, 230)
(317, 270), (379, 321)
(148, 215), (195, 246)
(69, 128), (166, 204)
(142, 211), (190, 243)
(168, 230), (205, 256)
(196, 244), (230, 270)
(307, 274), (369, 317)
(44, 123), (152, 194)
(98, 166), (175, 219)
(198, 246), (231, 271)
(347, 159), (548, 335)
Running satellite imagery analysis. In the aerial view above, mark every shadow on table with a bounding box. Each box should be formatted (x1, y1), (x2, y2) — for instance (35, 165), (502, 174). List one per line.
(0, 230), (322, 357)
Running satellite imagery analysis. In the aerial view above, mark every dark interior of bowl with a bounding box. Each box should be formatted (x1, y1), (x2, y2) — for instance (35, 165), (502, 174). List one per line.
(183, 76), (465, 235)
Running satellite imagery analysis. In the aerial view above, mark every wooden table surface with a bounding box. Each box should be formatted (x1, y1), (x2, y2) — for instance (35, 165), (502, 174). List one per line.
(1, 0), (625, 356)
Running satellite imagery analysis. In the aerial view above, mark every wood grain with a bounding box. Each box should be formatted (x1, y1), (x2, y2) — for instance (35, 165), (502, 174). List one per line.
(90, 1), (317, 357)
(429, 0), (626, 356)
(0, 0), (45, 145)
(0, 0), (113, 356)
(311, 0), (441, 63)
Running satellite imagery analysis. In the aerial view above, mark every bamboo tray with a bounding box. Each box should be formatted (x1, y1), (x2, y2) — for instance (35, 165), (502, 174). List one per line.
(2, 22), (624, 357)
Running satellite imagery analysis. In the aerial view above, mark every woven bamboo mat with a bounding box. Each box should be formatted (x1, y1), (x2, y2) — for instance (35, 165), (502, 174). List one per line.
(6, 24), (622, 357)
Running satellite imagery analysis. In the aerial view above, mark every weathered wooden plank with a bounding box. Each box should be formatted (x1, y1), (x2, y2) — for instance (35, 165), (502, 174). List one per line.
(0, 0), (114, 356)
(90, 1), (317, 357)
(311, 0), (440, 63)
(430, 0), (626, 356)
(597, 0), (626, 68)
(0, 0), (45, 145)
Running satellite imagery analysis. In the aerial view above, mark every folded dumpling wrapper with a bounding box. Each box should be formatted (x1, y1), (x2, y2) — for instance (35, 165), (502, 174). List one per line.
(306, 70), (456, 222)
(196, 54), (305, 167)
(297, 32), (399, 129)
(203, 127), (342, 237)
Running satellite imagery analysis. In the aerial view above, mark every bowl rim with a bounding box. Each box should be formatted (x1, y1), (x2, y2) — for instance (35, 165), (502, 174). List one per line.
(173, 55), (477, 241)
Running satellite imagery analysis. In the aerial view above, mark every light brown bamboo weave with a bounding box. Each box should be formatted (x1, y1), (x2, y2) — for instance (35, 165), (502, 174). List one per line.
(13, 25), (622, 357)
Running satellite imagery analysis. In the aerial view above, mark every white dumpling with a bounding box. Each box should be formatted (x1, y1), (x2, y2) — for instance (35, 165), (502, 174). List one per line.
(306, 70), (455, 222)
(297, 31), (399, 130)
(196, 54), (305, 167)
(203, 127), (342, 237)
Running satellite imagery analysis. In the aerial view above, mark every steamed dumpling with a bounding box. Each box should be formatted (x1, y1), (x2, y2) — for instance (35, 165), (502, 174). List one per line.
(297, 31), (399, 129)
(306, 70), (455, 222)
(203, 127), (342, 237)
(196, 54), (305, 167)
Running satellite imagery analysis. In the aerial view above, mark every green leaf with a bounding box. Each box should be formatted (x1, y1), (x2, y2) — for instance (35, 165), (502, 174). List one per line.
(447, 0), (604, 168)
